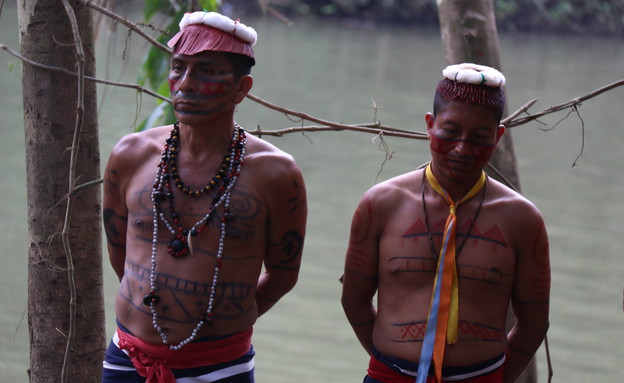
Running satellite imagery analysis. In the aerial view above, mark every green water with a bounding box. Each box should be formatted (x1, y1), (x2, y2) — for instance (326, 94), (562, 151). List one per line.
(1, 3), (623, 382)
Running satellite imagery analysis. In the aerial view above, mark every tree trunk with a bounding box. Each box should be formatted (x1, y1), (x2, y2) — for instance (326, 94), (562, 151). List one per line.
(437, 1), (536, 382)
(18, 0), (105, 382)
(437, 0), (521, 190)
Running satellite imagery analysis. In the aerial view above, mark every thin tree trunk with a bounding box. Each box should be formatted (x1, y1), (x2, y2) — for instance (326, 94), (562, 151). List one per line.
(18, 0), (105, 382)
(437, 1), (536, 382)
(437, 0), (521, 190)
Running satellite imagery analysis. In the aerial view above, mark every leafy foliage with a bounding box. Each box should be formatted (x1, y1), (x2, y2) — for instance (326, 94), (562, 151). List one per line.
(137, 0), (220, 131)
(255, 0), (623, 35)
(495, 0), (624, 34)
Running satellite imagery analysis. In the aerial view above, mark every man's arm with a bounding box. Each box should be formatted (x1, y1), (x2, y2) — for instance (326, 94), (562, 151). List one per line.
(102, 142), (130, 281)
(341, 194), (380, 355)
(505, 206), (550, 383)
(255, 158), (307, 316)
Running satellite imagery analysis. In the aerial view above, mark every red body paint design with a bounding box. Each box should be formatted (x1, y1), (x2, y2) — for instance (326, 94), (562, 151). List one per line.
(169, 77), (178, 92)
(399, 322), (427, 341)
(388, 256), (431, 273)
(457, 321), (504, 341)
(479, 225), (507, 250)
(530, 275), (550, 299)
(461, 265), (509, 286)
(169, 77), (228, 96)
(530, 223), (551, 299)
(198, 81), (227, 96)
(346, 248), (369, 270)
(401, 219), (428, 245)
(396, 321), (503, 342)
(430, 133), (496, 165)
(350, 200), (372, 245)
(531, 223), (550, 268)
(403, 218), (508, 249)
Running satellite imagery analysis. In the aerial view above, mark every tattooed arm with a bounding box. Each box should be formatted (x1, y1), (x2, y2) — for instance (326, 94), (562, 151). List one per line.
(341, 192), (381, 355)
(103, 145), (129, 281)
(255, 156), (307, 317)
(103, 131), (154, 281)
(504, 203), (550, 383)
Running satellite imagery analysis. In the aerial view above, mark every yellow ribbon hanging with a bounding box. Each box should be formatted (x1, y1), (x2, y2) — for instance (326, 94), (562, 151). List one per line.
(424, 164), (486, 382)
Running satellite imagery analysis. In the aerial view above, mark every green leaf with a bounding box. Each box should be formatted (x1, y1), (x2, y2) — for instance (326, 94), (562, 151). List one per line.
(163, 103), (177, 126)
(137, 44), (170, 90)
(198, 0), (219, 12)
(136, 102), (167, 132)
(156, 77), (172, 100)
(144, 0), (170, 21)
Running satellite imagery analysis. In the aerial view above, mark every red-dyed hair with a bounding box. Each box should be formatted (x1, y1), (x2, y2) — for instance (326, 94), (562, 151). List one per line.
(433, 78), (506, 122)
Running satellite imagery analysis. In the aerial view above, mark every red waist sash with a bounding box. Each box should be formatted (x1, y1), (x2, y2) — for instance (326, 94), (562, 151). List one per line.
(367, 352), (503, 383)
(116, 327), (252, 383)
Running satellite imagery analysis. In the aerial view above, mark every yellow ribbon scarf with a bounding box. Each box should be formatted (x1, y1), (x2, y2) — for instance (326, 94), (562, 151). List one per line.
(416, 163), (486, 383)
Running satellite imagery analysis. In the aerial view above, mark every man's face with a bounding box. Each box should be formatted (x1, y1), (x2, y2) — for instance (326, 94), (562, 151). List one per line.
(425, 100), (504, 182)
(169, 51), (241, 124)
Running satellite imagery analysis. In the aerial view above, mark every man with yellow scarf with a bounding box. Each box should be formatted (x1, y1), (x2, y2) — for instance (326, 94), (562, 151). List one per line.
(342, 63), (550, 383)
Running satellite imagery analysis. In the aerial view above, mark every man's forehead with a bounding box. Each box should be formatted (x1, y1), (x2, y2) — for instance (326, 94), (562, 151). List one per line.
(171, 51), (231, 63)
(437, 103), (500, 126)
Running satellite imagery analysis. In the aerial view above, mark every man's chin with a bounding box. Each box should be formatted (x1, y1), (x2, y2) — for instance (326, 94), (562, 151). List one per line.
(447, 163), (474, 174)
(174, 103), (228, 120)
(175, 108), (211, 116)
(447, 165), (483, 180)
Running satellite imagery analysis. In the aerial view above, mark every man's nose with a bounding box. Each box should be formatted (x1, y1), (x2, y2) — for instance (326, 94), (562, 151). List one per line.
(177, 72), (197, 94)
(453, 138), (472, 156)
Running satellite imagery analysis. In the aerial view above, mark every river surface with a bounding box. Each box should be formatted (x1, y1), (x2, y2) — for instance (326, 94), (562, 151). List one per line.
(1, 3), (623, 382)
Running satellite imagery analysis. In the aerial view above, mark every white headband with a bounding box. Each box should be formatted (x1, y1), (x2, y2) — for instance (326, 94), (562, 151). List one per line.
(179, 11), (257, 47)
(442, 63), (505, 88)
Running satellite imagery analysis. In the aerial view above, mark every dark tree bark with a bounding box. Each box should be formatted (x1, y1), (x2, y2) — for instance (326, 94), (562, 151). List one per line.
(437, 1), (537, 382)
(18, 0), (105, 381)
(437, 0), (521, 190)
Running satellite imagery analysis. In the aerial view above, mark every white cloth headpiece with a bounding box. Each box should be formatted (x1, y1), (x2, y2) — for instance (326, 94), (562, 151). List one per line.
(179, 11), (257, 46)
(442, 63), (505, 88)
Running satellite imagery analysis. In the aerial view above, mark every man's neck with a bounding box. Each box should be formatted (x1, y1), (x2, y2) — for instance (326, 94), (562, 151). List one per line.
(428, 163), (484, 203)
(177, 119), (236, 159)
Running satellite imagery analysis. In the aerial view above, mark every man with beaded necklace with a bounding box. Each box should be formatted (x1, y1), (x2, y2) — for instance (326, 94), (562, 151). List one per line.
(341, 64), (550, 383)
(102, 12), (307, 383)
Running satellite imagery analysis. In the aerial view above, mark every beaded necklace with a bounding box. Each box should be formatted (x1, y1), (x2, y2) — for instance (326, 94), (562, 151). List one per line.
(421, 168), (487, 261)
(146, 122), (246, 350)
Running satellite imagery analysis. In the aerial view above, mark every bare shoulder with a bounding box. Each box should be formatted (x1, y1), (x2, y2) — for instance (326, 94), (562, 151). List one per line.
(487, 176), (544, 224)
(108, 126), (171, 163)
(104, 126), (173, 200)
(243, 134), (303, 179)
(106, 126), (171, 177)
(361, 169), (421, 209)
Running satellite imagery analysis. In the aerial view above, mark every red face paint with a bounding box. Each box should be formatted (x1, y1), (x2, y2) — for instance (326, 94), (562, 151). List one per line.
(169, 77), (179, 93)
(197, 80), (228, 96)
(429, 132), (496, 177)
(430, 133), (496, 161)
(169, 75), (229, 97)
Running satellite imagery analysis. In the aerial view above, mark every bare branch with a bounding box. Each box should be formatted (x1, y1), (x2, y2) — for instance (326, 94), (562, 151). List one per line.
(571, 105), (585, 168)
(506, 79), (624, 128)
(0, 43), (170, 103)
(501, 99), (538, 125)
(245, 93), (429, 140)
(4, 33), (623, 143)
(80, 0), (171, 55)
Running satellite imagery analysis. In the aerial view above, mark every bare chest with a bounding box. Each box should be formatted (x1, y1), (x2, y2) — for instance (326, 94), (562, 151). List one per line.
(378, 208), (516, 289)
(124, 160), (268, 259)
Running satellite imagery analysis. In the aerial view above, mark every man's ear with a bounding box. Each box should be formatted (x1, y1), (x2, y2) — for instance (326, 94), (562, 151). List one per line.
(425, 112), (435, 139)
(234, 75), (253, 104)
(496, 124), (505, 144)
